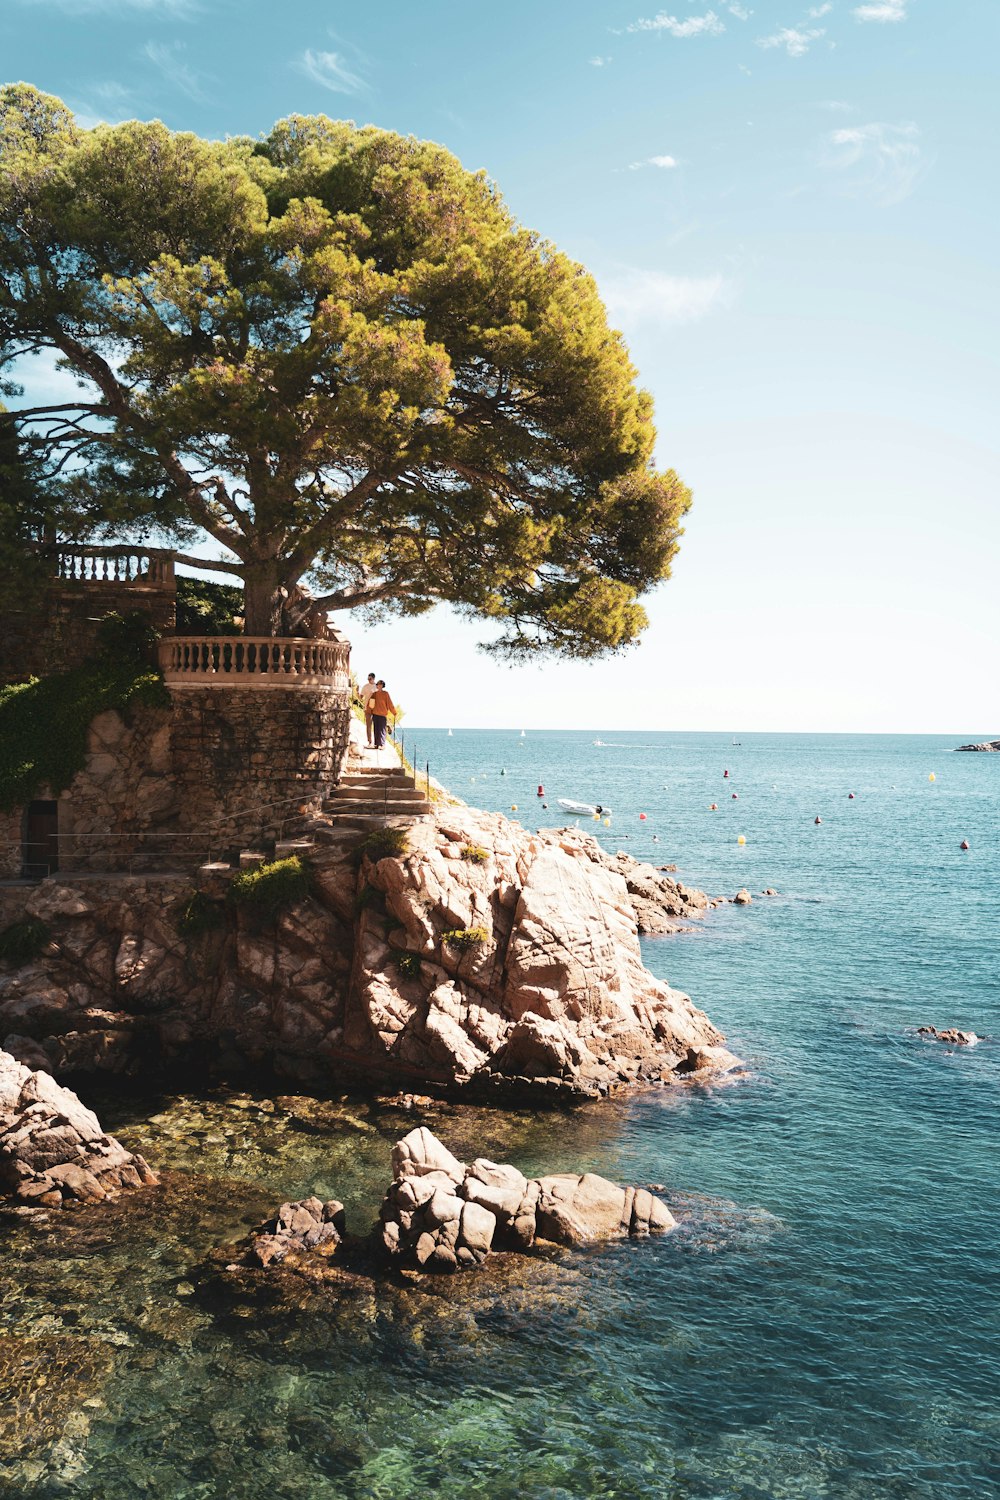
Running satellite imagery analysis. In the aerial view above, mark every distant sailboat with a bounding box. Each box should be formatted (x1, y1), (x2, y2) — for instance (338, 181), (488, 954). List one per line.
(520, 729), (526, 737)
(447, 728), (453, 736)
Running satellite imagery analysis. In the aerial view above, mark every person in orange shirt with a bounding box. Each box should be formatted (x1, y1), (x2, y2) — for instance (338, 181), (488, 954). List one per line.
(369, 680), (396, 749)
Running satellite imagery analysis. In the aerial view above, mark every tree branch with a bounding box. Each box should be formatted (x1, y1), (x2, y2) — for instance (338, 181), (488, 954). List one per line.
(172, 551), (245, 577)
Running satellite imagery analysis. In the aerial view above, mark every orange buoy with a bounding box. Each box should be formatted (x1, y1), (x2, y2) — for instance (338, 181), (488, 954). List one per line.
(960, 839), (970, 850)
(537, 785), (545, 797)
(732, 792), (738, 800)
(723, 770), (730, 778)
(710, 803), (718, 810)
(814, 816), (822, 825)
(639, 812), (647, 821)
(848, 792), (855, 800)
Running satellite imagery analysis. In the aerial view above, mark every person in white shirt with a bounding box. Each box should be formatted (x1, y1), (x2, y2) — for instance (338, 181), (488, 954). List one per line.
(359, 673), (377, 745)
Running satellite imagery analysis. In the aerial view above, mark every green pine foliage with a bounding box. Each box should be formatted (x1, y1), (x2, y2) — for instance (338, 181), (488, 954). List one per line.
(1, 86), (691, 648)
(175, 577), (243, 636)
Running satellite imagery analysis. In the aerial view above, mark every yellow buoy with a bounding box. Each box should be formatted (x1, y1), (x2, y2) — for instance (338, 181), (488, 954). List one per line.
(511, 804), (518, 811)
(737, 835), (746, 845)
(603, 817), (611, 825)
(928, 773), (936, 782)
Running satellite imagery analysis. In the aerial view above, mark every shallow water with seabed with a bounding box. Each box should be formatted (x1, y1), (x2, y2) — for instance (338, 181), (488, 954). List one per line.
(1, 731), (998, 1498)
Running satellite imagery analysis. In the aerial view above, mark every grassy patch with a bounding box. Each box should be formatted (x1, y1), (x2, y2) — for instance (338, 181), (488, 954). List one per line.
(441, 926), (489, 951)
(0, 919), (51, 965)
(0, 611), (168, 813)
(460, 844), (489, 864)
(358, 826), (409, 862)
(174, 889), (226, 938)
(229, 857), (311, 922)
(393, 950), (423, 980)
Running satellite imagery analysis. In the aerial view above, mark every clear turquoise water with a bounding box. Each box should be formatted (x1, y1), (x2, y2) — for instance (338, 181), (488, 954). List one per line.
(2, 731), (998, 1498)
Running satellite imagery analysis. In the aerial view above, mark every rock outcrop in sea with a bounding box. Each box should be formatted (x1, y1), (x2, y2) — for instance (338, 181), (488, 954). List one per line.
(235, 1125), (674, 1279)
(0, 1048), (157, 1206)
(379, 1125), (674, 1269)
(955, 740), (1000, 751)
(0, 808), (739, 1099)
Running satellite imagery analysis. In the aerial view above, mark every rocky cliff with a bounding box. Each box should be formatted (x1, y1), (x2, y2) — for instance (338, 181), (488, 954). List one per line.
(0, 806), (738, 1099)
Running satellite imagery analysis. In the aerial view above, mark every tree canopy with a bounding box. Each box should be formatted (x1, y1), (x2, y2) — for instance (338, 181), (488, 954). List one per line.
(0, 85), (692, 649)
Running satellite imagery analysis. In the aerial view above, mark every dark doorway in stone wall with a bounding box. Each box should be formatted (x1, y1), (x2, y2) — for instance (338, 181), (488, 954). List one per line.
(23, 800), (59, 878)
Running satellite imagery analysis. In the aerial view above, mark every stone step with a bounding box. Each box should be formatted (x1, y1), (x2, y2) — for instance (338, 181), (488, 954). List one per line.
(320, 812), (425, 832)
(342, 763), (409, 779)
(334, 783), (418, 801)
(338, 780), (416, 792)
(323, 798), (432, 818)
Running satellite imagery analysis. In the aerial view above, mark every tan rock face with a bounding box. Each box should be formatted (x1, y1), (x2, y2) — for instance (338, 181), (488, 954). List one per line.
(0, 805), (738, 1097)
(0, 1048), (157, 1206)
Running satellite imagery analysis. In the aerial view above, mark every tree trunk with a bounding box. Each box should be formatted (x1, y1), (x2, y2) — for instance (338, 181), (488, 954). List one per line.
(242, 563), (287, 637)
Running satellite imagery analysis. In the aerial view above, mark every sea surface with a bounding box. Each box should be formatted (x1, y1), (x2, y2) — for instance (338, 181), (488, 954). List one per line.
(2, 731), (998, 1499)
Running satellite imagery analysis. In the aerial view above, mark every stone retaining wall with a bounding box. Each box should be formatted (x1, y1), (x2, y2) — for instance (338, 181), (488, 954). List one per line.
(1, 684), (351, 877)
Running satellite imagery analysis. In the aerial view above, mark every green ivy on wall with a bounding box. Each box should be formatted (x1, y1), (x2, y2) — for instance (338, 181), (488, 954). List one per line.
(0, 612), (169, 813)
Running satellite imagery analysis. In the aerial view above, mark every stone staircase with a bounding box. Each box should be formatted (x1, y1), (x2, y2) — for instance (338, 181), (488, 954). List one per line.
(322, 761), (433, 826)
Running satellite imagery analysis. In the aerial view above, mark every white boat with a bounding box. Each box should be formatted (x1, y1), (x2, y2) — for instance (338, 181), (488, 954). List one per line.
(557, 797), (611, 817)
(447, 728), (453, 736)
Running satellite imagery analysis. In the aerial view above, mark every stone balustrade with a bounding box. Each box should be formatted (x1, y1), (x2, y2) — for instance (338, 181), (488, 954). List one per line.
(54, 546), (176, 587)
(159, 636), (350, 690)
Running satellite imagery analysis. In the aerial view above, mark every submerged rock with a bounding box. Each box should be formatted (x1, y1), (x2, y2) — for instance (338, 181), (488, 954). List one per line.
(0, 1048), (157, 1206)
(247, 1196), (346, 1267)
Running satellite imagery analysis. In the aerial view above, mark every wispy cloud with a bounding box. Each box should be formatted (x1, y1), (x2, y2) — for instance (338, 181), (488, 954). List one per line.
(297, 47), (368, 95)
(590, 54), (613, 66)
(628, 10), (725, 37)
(825, 120), (926, 203)
(757, 25), (825, 55)
(728, 3), (752, 17)
(853, 0), (907, 20)
(603, 268), (734, 326)
(16, 0), (198, 14)
(628, 153), (678, 170)
(143, 40), (207, 100)
(68, 81), (141, 128)
(808, 2), (833, 15)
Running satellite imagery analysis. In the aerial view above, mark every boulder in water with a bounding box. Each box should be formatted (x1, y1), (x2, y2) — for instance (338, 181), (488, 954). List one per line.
(0, 1048), (157, 1206)
(917, 1026), (980, 1047)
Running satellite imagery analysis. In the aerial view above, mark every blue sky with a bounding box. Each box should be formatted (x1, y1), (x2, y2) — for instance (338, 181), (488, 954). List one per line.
(5, 0), (998, 730)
